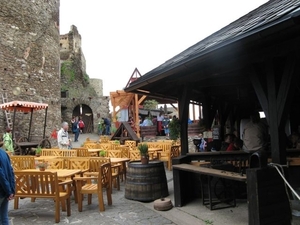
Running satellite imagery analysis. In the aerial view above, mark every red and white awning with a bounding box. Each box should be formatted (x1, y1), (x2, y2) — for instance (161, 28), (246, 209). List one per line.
(0, 101), (48, 113)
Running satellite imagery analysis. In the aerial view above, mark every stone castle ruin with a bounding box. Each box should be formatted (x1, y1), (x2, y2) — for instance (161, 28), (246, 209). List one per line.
(0, 1), (109, 138)
(60, 25), (109, 133)
(0, 0), (61, 138)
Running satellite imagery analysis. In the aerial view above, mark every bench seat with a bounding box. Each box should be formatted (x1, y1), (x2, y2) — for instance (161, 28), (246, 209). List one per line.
(173, 163), (247, 209)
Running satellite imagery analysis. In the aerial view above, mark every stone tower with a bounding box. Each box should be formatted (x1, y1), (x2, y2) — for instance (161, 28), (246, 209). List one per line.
(0, 0), (61, 137)
(60, 26), (110, 133)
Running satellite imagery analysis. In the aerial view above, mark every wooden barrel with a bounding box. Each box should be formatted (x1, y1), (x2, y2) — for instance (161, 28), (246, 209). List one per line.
(125, 161), (169, 202)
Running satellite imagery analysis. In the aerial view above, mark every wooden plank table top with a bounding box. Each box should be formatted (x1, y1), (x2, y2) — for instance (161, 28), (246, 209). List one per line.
(284, 157), (300, 166)
(173, 164), (246, 182)
(110, 158), (130, 163)
(88, 149), (101, 153)
(23, 169), (81, 179)
(148, 148), (162, 152)
(34, 156), (58, 161)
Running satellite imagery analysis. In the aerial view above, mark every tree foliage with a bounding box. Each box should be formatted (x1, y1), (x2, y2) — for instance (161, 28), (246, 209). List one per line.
(169, 118), (181, 140)
(143, 99), (158, 110)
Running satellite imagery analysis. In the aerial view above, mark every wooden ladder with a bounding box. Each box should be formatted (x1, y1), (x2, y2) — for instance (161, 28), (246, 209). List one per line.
(1, 92), (13, 128)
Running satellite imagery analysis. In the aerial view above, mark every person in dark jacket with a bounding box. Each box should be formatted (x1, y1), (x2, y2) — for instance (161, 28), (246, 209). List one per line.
(103, 118), (111, 135)
(0, 149), (15, 225)
(72, 117), (80, 142)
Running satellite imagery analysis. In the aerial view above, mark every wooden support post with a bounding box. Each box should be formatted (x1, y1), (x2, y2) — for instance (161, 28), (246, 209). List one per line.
(192, 104), (196, 122)
(266, 60), (286, 164)
(134, 94), (140, 137)
(202, 95), (211, 129)
(247, 167), (291, 225)
(170, 103), (178, 111)
(28, 108), (34, 141)
(111, 96), (116, 123)
(249, 70), (269, 122)
(138, 95), (147, 105)
(178, 85), (190, 155)
(250, 54), (299, 164)
(199, 105), (202, 119)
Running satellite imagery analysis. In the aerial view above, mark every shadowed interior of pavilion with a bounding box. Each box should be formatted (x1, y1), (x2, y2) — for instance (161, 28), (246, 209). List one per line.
(126, 0), (300, 164)
(126, 1), (300, 224)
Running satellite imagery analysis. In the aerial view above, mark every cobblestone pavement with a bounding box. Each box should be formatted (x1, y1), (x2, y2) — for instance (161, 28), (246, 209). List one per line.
(8, 183), (175, 225)
(9, 134), (176, 225)
(14, 133), (300, 225)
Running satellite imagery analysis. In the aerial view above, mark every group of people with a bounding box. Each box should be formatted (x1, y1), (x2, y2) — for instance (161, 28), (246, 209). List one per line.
(56, 116), (84, 149)
(70, 116), (81, 142)
(197, 112), (268, 152)
(138, 113), (174, 137)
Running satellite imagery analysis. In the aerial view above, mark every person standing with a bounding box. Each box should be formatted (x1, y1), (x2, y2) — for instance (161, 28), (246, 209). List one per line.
(70, 116), (75, 126)
(104, 118), (111, 135)
(162, 114), (170, 137)
(57, 122), (71, 149)
(242, 112), (268, 151)
(157, 112), (164, 136)
(0, 149), (15, 225)
(2, 128), (13, 153)
(78, 117), (85, 134)
(198, 133), (206, 152)
(140, 117), (153, 126)
(72, 117), (80, 142)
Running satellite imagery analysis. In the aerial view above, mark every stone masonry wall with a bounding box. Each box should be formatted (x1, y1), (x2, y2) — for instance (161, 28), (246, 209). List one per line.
(90, 78), (103, 97)
(0, 0), (61, 139)
(60, 25), (109, 133)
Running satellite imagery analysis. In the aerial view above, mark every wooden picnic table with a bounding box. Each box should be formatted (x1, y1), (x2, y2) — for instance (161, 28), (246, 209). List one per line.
(23, 169), (81, 179)
(110, 158), (130, 179)
(34, 156), (58, 161)
(110, 158), (130, 163)
(22, 169), (81, 203)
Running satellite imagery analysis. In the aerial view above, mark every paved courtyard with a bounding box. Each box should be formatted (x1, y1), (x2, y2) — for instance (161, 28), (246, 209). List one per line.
(7, 133), (300, 225)
(9, 189), (175, 225)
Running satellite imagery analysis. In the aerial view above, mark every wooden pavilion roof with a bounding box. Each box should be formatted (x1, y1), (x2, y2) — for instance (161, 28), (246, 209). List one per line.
(125, 0), (300, 106)
(125, 0), (300, 164)
(110, 90), (177, 109)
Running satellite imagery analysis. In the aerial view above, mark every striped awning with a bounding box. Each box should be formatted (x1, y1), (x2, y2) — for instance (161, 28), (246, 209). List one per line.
(0, 101), (48, 113)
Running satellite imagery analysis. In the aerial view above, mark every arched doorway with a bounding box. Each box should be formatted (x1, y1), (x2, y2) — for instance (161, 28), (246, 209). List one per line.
(73, 104), (93, 133)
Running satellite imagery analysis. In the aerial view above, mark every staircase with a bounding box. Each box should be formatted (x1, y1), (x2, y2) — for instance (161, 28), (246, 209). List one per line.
(1, 92), (13, 128)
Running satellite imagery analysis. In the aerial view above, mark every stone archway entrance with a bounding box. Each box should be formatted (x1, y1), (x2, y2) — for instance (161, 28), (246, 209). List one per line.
(73, 104), (93, 133)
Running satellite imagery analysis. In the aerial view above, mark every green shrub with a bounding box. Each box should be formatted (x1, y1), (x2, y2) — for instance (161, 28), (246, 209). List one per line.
(137, 143), (148, 156)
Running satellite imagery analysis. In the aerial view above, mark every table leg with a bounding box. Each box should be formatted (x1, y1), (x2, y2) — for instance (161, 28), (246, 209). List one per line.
(173, 168), (181, 207)
(208, 175), (213, 210)
(123, 162), (127, 180)
(72, 175), (78, 203)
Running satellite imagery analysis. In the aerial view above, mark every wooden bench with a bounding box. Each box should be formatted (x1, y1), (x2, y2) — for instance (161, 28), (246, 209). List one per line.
(173, 163), (247, 210)
(14, 171), (72, 223)
(41, 149), (77, 157)
(10, 156), (35, 170)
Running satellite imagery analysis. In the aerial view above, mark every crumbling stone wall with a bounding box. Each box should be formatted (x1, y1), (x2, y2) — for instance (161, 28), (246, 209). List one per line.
(60, 26), (109, 132)
(0, 0), (61, 138)
(90, 78), (104, 97)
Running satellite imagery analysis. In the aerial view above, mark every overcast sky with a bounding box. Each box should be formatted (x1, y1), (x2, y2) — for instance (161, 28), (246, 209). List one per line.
(60, 0), (268, 96)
